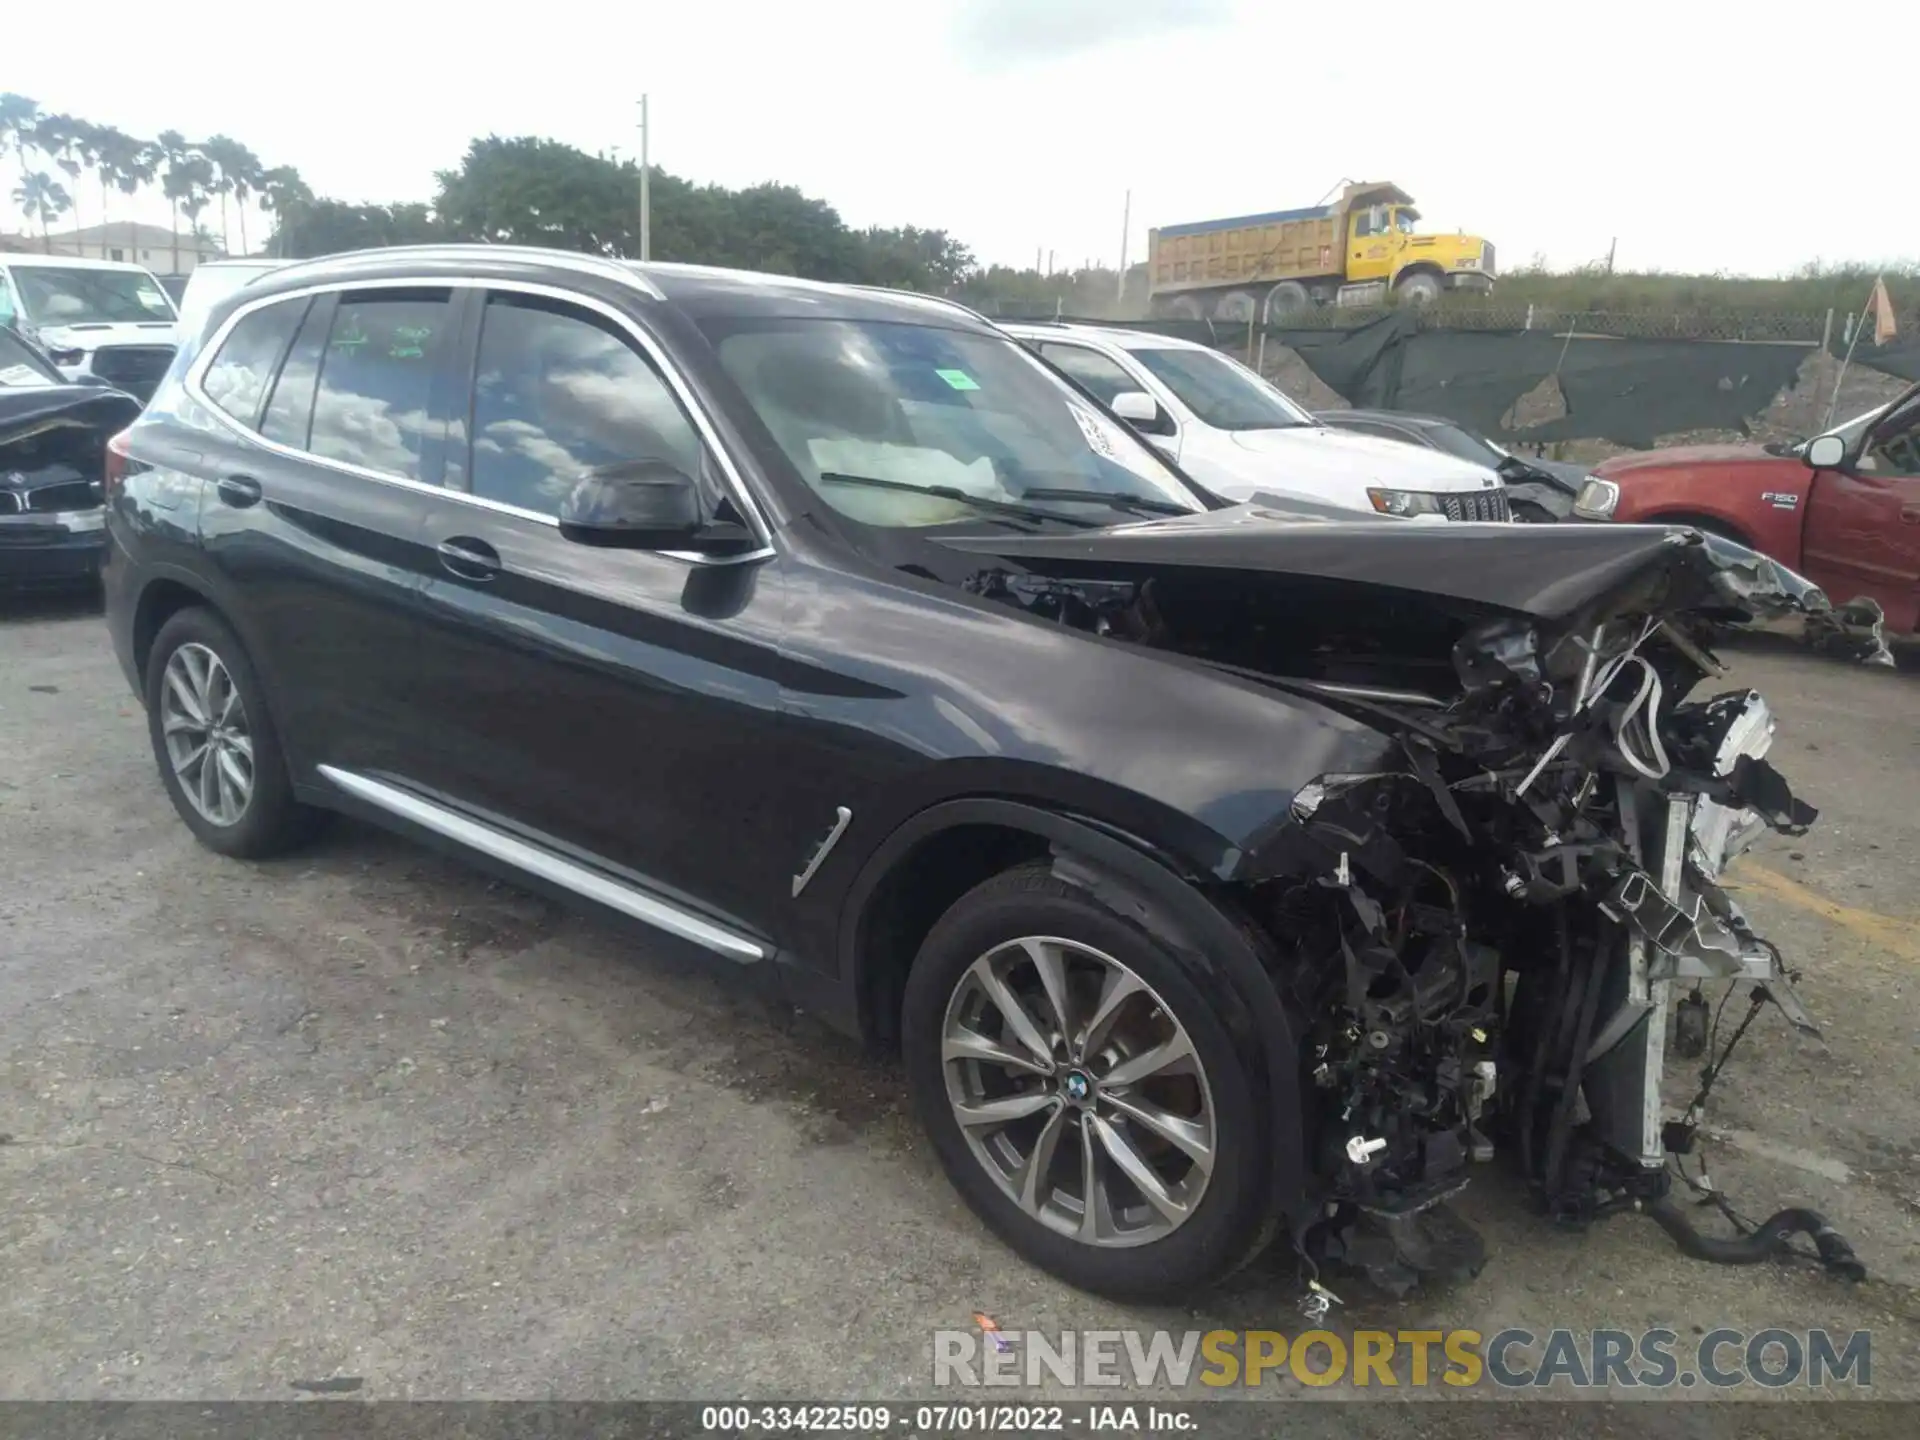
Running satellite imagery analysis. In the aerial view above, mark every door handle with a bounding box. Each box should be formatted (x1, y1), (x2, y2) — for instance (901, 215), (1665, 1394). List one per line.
(437, 536), (501, 581)
(1901, 505), (1920, 525)
(215, 474), (262, 507)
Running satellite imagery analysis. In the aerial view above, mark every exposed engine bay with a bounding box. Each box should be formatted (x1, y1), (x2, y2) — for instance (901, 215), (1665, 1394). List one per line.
(951, 517), (1867, 1294)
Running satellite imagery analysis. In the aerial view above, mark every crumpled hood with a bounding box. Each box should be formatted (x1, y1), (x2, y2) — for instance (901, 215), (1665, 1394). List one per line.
(937, 503), (1821, 623)
(1228, 425), (1502, 492)
(1, 385), (142, 446)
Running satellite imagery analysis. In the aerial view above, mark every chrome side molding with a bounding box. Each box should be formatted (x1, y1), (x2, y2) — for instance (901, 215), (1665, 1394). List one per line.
(317, 765), (765, 964)
(791, 805), (853, 898)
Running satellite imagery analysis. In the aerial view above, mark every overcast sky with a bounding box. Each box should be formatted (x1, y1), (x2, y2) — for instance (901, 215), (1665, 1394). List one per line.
(7, 0), (1913, 276)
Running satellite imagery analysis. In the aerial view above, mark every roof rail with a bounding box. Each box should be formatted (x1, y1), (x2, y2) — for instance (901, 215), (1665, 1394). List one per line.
(265, 243), (666, 299)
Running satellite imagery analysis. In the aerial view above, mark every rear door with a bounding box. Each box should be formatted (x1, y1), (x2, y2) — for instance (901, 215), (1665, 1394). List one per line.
(405, 285), (792, 943)
(1804, 386), (1920, 632)
(194, 284), (459, 779)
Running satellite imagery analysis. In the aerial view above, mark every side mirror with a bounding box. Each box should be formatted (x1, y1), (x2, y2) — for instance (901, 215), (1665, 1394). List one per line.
(1111, 390), (1173, 436)
(556, 460), (754, 553)
(1804, 433), (1847, 471)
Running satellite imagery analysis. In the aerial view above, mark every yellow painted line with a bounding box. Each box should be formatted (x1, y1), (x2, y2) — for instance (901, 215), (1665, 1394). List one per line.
(1730, 860), (1920, 963)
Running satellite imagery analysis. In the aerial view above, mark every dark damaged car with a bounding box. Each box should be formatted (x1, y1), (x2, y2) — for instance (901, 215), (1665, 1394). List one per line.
(102, 247), (1859, 1300)
(1, 325), (143, 592)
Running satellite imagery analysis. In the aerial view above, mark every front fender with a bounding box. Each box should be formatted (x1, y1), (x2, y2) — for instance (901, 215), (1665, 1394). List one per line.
(838, 796), (1313, 1228)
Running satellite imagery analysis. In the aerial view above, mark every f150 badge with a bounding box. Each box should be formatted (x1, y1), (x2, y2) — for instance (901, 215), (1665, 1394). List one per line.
(1761, 491), (1800, 510)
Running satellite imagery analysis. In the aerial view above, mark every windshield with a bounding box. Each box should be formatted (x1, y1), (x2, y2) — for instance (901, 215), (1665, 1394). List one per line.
(1128, 347), (1314, 431)
(1422, 422), (1508, 471)
(11, 266), (177, 327)
(704, 317), (1207, 529)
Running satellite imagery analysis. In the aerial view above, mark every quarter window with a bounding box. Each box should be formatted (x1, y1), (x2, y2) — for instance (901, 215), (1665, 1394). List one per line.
(260, 295), (332, 449)
(201, 298), (306, 427)
(468, 295), (704, 515)
(307, 291), (452, 482)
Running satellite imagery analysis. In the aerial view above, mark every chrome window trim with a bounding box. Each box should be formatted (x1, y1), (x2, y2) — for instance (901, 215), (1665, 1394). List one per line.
(318, 765), (766, 964)
(183, 273), (775, 566)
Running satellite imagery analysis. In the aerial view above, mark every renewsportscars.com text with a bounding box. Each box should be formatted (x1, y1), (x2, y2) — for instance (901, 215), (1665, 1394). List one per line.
(933, 1327), (1871, 1391)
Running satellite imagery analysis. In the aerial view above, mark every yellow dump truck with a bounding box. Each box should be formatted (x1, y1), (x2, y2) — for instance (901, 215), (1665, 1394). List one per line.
(1146, 182), (1495, 320)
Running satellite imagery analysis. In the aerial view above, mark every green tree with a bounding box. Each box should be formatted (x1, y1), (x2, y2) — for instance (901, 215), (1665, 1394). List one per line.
(13, 171), (72, 250)
(435, 135), (633, 254)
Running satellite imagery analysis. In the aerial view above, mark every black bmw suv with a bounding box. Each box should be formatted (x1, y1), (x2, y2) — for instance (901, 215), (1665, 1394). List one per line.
(104, 245), (1832, 1300)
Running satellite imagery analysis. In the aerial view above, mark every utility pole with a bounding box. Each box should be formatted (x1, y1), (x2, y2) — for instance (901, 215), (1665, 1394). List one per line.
(637, 95), (652, 262)
(1604, 237), (1616, 275)
(1116, 189), (1131, 304)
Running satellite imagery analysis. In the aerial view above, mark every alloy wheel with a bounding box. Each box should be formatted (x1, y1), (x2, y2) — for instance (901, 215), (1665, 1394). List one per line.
(940, 935), (1216, 1248)
(160, 642), (254, 827)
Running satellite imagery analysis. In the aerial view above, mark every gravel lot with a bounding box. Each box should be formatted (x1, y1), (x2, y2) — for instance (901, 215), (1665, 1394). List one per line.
(2, 595), (1916, 1423)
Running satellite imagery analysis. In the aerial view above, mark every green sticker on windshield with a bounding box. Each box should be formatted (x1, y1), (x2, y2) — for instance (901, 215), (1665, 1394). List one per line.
(935, 368), (980, 391)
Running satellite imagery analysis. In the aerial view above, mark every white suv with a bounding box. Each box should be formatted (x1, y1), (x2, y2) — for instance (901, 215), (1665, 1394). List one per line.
(0, 255), (180, 402)
(1004, 322), (1512, 521)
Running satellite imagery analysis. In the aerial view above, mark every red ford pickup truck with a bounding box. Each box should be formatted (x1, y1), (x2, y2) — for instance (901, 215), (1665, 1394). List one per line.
(1574, 380), (1920, 634)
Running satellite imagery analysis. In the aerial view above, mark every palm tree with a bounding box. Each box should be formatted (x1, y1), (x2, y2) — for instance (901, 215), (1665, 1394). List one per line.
(176, 152), (217, 267)
(0, 92), (41, 174)
(198, 135), (262, 255)
(111, 134), (159, 264)
(33, 114), (86, 242)
(227, 142), (263, 255)
(91, 126), (140, 256)
(154, 130), (191, 274)
(260, 166), (313, 259)
(13, 171), (73, 251)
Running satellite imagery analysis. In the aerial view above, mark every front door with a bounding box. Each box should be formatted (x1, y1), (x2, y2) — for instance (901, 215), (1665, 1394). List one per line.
(405, 286), (793, 942)
(1347, 209), (1393, 283)
(1805, 386), (1920, 632)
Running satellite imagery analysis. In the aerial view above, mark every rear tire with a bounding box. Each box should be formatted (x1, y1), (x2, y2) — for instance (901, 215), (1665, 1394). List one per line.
(1263, 281), (1312, 318)
(902, 862), (1272, 1300)
(145, 606), (321, 859)
(1212, 289), (1258, 323)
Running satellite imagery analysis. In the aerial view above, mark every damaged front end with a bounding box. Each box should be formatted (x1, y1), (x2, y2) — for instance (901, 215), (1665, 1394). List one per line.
(954, 516), (1866, 1292)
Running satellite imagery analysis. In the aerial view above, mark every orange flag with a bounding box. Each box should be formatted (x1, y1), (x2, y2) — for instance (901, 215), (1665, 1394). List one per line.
(1870, 276), (1898, 345)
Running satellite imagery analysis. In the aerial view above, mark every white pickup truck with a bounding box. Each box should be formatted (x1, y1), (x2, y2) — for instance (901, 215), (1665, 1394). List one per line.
(0, 255), (179, 403)
(1004, 321), (1512, 521)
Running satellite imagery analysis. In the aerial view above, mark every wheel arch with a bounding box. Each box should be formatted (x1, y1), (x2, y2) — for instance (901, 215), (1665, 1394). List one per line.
(840, 796), (1313, 1228)
(1392, 262), (1448, 296)
(132, 574), (221, 682)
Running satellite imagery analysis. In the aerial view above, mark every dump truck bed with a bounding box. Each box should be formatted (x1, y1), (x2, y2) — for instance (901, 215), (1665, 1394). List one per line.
(1149, 204), (1346, 295)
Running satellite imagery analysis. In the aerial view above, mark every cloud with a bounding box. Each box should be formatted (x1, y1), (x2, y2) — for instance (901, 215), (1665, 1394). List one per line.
(951, 0), (1234, 71)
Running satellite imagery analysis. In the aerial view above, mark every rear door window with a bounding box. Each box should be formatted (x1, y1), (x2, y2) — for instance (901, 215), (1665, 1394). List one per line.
(201, 298), (307, 427)
(260, 295), (334, 449)
(307, 290), (453, 482)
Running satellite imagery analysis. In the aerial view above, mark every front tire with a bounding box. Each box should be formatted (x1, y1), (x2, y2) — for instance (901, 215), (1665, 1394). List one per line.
(902, 862), (1271, 1300)
(1395, 271), (1444, 305)
(145, 606), (319, 858)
